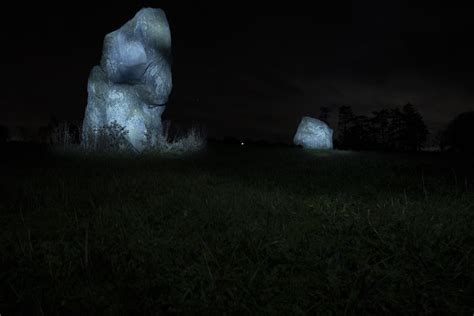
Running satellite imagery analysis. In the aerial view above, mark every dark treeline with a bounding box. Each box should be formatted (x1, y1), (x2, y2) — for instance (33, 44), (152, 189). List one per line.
(440, 111), (474, 153)
(328, 103), (430, 151)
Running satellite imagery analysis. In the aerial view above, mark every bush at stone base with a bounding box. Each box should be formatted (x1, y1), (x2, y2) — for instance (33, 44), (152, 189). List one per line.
(82, 121), (132, 152)
(82, 121), (206, 154)
(143, 123), (206, 154)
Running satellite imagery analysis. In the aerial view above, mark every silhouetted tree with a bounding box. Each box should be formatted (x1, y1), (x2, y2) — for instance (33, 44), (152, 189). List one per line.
(370, 109), (392, 150)
(318, 106), (330, 123)
(345, 115), (371, 150)
(399, 103), (429, 151)
(337, 105), (354, 148)
(384, 108), (405, 150)
(444, 111), (474, 153)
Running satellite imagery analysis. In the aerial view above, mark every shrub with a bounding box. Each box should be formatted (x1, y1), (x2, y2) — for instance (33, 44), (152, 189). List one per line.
(82, 121), (133, 153)
(46, 121), (82, 153)
(144, 122), (206, 154)
(79, 120), (206, 155)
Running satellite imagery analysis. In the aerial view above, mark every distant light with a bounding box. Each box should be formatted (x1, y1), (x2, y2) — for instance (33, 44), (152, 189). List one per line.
(241, 142), (245, 146)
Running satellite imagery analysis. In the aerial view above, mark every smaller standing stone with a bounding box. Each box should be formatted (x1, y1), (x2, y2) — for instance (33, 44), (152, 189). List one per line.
(293, 116), (333, 149)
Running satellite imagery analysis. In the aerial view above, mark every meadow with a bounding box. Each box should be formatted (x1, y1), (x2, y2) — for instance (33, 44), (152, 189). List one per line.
(1, 142), (473, 314)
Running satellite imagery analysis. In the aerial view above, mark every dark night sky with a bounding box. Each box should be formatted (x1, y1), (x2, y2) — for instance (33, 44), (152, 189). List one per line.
(2, 1), (474, 142)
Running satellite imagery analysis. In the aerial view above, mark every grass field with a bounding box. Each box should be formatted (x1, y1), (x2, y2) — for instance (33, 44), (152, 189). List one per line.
(1, 143), (473, 314)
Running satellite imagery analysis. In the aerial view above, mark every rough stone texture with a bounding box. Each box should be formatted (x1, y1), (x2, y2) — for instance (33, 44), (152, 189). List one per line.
(293, 116), (333, 149)
(82, 8), (172, 151)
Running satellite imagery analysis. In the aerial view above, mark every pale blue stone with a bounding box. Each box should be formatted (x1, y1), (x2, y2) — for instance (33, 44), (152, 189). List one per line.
(294, 116), (333, 149)
(82, 8), (172, 151)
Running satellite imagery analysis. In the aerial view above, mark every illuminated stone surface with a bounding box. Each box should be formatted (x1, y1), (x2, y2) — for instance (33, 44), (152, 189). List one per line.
(293, 116), (333, 149)
(82, 8), (172, 151)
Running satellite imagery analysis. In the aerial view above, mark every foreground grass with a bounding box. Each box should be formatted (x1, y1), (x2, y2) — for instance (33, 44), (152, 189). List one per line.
(0, 143), (473, 314)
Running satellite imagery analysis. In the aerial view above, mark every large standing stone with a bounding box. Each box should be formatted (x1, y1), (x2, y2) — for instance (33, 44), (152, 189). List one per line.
(293, 116), (333, 149)
(82, 8), (172, 151)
